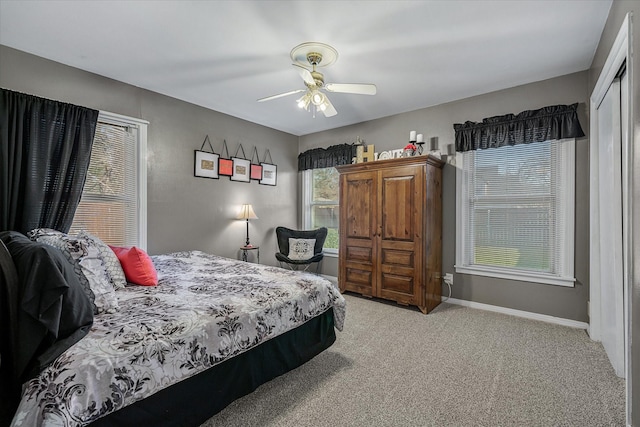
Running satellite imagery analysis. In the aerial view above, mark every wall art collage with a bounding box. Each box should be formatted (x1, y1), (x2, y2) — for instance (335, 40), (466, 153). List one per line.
(194, 136), (277, 186)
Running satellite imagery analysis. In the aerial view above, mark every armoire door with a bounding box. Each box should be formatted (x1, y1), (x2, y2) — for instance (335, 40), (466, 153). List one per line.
(377, 165), (424, 306)
(339, 170), (377, 296)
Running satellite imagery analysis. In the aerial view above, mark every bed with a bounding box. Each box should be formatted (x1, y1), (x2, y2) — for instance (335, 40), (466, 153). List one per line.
(0, 231), (346, 427)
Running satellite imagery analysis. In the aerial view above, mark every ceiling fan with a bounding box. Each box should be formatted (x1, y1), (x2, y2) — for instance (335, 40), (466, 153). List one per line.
(257, 42), (377, 118)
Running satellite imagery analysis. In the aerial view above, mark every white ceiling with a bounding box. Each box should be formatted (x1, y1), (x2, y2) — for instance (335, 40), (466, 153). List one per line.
(0, 0), (612, 136)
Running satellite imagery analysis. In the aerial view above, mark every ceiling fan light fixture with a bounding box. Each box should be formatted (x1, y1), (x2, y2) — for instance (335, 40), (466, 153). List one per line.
(296, 93), (311, 110)
(311, 90), (325, 106)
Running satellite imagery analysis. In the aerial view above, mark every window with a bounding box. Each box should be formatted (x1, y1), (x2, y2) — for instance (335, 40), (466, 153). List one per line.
(302, 167), (339, 253)
(69, 111), (148, 248)
(455, 139), (575, 286)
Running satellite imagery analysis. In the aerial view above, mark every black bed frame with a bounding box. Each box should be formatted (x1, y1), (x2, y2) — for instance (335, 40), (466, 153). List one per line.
(0, 239), (337, 427)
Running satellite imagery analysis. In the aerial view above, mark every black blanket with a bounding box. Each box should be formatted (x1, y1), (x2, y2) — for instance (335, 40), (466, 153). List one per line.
(0, 231), (93, 422)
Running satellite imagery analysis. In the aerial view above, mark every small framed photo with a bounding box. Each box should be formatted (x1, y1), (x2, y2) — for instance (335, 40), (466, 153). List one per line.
(194, 150), (219, 179)
(219, 158), (233, 176)
(260, 163), (277, 186)
(250, 164), (263, 180)
(231, 157), (250, 182)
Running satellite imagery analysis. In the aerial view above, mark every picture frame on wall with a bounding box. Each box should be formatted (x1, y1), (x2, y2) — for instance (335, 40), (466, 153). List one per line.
(219, 158), (233, 176)
(218, 138), (233, 176)
(231, 157), (251, 182)
(194, 150), (219, 179)
(250, 146), (263, 181)
(250, 163), (263, 180)
(260, 163), (277, 186)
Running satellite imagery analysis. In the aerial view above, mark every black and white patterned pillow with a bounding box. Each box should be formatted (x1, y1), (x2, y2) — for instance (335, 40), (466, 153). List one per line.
(288, 238), (316, 261)
(30, 230), (118, 314)
(27, 229), (96, 311)
(26, 227), (66, 240)
(78, 230), (127, 289)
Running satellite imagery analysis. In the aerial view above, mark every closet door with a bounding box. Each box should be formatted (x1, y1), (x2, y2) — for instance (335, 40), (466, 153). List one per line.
(339, 170), (377, 296)
(596, 79), (625, 377)
(377, 165), (424, 306)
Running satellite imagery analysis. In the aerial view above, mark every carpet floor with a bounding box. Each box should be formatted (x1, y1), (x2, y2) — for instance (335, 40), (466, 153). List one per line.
(202, 293), (625, 426)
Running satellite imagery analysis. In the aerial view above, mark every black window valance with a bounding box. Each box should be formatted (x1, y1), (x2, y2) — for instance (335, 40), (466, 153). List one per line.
(298, 143), (357, 171)
(453, 103), (585, 152)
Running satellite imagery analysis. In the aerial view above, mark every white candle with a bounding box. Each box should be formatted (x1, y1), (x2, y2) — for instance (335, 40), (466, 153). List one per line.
(417, 134), (423, 143)
(410, 131), (416, 141)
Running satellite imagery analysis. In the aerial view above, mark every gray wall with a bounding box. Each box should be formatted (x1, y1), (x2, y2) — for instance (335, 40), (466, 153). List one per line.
(300, 71), (590, 323)
(0, 44), (594, 323)
(0, 45), (299, 265)
(588, 2), (639, 425)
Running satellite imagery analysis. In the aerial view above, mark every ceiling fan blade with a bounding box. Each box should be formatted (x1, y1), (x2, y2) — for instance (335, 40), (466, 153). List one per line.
(292, 63), (315, 86)
(325, 83), (377, 95)
(257, 89), (306, 102)
(321, 96), (337, 117)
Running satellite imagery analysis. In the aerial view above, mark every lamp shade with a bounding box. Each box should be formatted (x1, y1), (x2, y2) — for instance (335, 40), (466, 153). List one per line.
(237, 204), (258, 220)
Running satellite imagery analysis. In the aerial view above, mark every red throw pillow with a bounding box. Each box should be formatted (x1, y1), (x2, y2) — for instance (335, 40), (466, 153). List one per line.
(109, 246), (158, 286)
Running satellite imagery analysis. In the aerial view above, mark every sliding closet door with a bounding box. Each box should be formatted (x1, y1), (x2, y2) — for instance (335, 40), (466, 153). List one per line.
(596, 79), (624, 377)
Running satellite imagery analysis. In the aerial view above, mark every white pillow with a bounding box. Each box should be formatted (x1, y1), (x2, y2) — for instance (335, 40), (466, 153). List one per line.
(288, 238), (316, 261)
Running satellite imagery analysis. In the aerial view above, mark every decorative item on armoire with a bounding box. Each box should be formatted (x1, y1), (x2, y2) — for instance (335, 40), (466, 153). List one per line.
(259, 149), (277, 186)
(231, 144), (250, 183)
(218, 140), (233, 177)
(429, 136), (441, 159)
(416, 133), (425, 154)
(194, 135), (220, 179)
(402, 143), (417, 157)
(250, 147), (263, 181)
(408, 130), (425, 155)
(355, 144), (376, 163)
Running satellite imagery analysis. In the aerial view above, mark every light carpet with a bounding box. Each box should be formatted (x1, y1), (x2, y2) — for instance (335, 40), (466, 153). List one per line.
(202, 294), (625, 426)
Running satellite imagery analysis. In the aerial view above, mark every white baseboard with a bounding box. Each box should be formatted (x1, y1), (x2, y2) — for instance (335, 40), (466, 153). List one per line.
(444, 297), (589, 331)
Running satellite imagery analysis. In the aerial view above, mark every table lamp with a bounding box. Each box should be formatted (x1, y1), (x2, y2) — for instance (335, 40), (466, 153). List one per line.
(237, 204), (258, 247)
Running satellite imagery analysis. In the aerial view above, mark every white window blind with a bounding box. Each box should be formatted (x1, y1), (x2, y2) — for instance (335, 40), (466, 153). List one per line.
(456, 139), (575, 286)
(70, 112), (148, 248)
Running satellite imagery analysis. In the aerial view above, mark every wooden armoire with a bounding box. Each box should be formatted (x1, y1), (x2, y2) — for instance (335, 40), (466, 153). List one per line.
(336, 155), (444, 314)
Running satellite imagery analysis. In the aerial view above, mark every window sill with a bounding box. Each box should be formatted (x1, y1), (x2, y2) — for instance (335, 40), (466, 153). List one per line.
(454, 265), (575, 287)
(322, 251), (338, 258)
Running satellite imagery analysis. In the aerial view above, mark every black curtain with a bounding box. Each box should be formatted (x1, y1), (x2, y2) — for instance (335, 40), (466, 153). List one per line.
(298, 143), (357, 171)
(453, 103), (585, 152)
(0, 89), (99, 234)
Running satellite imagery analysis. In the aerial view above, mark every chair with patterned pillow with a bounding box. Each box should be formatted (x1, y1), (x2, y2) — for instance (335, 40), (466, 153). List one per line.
(275, 226), (328, 273)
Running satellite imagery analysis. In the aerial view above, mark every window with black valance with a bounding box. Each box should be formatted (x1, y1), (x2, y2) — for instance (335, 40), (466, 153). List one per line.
(453, 103), (585, 152)
(298, 144), (357, 171)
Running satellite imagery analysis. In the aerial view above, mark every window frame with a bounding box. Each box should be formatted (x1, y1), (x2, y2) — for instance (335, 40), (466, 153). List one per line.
(455, 138), (575, 287)
(301, 167), (339, 255)
(71, 111), (148, 249)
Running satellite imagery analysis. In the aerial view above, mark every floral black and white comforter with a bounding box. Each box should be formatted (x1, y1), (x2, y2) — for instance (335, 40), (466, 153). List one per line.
(11, 251), (346, 427)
